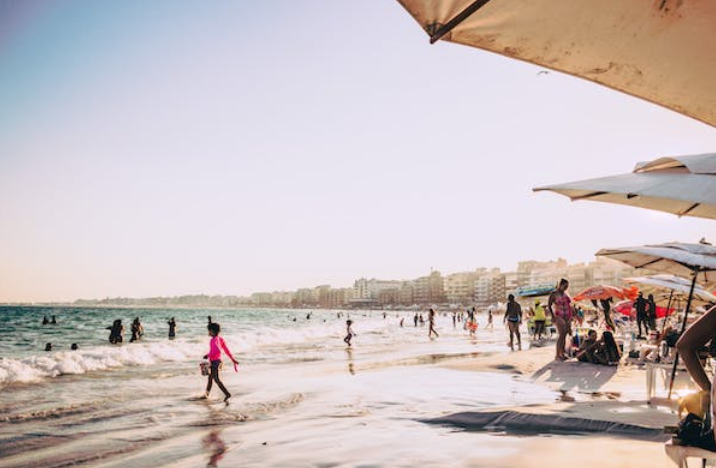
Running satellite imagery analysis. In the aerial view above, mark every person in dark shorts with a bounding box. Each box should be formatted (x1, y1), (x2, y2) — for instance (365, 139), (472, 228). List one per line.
(533, 300), (547, 340)
(504, 294), (522, 350)
(203, 323), (239, 401)
(647, 294), (658, 332)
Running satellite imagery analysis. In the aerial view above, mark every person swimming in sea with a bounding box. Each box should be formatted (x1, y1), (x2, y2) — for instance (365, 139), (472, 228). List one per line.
(203, 322), (239, 402)
(50, 315), (57, 324)
(70, 343), (79, 350)
(42, 316), (49, 325)
(344, 320), (356, 347)
(44, 342), (52, 351)
(107, 319), (124, 344)
(130, 317), (144, 342)
(168, 317), (177, 339)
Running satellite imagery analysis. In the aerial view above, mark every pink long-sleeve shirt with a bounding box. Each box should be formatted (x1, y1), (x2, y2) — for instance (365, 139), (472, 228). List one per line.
(207, 336), (235, 361)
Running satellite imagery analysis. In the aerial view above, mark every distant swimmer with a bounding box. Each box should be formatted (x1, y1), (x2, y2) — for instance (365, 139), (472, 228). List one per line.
(42, 316), (49, 325)
(203, 322), (239, 402)
(45, 342), (52, 351)
(168, 317), (177, 339)
(70, 343), (79, 350)
(107, 319), (124, 344)
(428, 308), (439, 339)
(130, 317), (144, 342)
(343, 320), (356, 347)
(50, 315), (57, 324)
(306, 313), (312, 320)
(504, 294), (522, 350)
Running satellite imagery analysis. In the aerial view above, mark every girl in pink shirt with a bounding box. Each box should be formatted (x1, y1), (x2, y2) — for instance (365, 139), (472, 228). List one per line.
(203, 323), (239, 401)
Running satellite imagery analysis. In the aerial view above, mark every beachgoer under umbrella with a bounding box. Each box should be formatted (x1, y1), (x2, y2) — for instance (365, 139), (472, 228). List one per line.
(504, 294), (522, 350)
(634, 292), (648, 338)
(548, 278), (573, 361)
(647, 294), (658, 332)
(600, 298), (616, 331)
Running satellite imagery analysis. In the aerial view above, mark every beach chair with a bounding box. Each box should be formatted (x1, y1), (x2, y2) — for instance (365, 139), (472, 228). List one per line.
(665, 440), (716, 468)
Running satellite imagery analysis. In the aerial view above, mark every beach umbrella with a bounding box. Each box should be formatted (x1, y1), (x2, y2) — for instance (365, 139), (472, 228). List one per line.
(533, 154), (716, 220)
(395, 1), (716, 127)
(573, 285), (633, 302)
(514, 284), (554, 298)
(613, 299), (674, 319)
(623, 275), (716, 303)
(596, 241), (716, 397)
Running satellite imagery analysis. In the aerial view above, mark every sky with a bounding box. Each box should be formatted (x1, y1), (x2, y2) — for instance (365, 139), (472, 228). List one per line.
(1, 1), (715, 303)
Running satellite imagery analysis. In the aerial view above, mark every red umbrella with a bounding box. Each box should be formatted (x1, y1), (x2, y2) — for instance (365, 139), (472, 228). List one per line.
(574, 285), (633, 302)
(614, 299), (675, 318)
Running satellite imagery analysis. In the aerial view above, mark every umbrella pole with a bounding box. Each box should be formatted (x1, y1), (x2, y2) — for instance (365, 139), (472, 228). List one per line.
(667, 269), (699, 399)
(661, 290), (675, 334)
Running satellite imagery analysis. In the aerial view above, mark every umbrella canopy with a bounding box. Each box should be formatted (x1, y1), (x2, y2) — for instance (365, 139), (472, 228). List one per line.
(514, 284), (554, 298)
(623, 274), (716, 303)
(597, 241), (716, 398)
(613, 299), (674, 318)
(596, 242), (716, 283)
(395, 0), (716, 127)
(573, 285), (633, 302)
(533, 154), (716, 220)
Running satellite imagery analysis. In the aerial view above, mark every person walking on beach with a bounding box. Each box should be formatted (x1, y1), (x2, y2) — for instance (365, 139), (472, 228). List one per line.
(203, 323), (239, 402)
(487, 309), (493, 329)
(504, 294), (522, 350)
(634, 292), (648, 338)
(428, 308), (439, 339)
(168, 317), (177, 339)
(413, 313), (419, 327)
(130, 317), (144, 342)
(344, 320), (355, 347)
(548, 278), (573, 361)
(533, 300), (546, 341)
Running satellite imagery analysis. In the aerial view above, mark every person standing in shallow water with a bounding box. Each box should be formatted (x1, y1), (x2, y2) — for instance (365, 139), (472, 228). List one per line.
(344, 320), (355, 347)
(168, 317), (177, 339)
(130, 317), (144, 342)
(548, 278), (573, 361)
(428, 308), (439, 339)
(503, 294), (522, 350)
(203, 323), (239, 402)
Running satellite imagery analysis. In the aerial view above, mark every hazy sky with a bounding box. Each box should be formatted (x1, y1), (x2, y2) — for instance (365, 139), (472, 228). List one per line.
(1, 1), (715, 302)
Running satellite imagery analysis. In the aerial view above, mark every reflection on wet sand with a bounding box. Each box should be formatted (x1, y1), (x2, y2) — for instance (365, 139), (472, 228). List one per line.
(202, 430), (227, 467)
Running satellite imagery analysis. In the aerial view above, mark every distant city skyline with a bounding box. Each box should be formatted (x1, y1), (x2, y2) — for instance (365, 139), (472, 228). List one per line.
(1, 1), (715, 303)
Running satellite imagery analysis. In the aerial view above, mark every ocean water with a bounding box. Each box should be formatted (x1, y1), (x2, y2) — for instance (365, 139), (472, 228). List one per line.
(0, 306), (560, 468)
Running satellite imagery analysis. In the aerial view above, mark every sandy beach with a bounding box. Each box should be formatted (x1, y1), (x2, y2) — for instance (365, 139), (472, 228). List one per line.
(0, 308), (687, 468)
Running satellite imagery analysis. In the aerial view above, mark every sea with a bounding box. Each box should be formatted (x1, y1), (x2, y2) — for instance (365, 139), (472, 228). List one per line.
(0, 306), (564, 468)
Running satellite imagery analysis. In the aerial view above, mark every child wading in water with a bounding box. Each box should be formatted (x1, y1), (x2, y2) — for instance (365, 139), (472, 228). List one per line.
(344, 320), (355, 347)
(203, 323), (239, 401)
